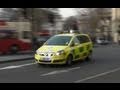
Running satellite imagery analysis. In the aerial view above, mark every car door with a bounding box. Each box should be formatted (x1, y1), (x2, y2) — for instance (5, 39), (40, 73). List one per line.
(70, 36), (80, 61)
(77, 35), (92, 59)
(76, 35), (88, 59)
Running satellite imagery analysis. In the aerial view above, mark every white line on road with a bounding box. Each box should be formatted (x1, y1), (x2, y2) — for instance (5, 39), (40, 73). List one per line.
(0, 63), (36, 71)
(74, 67), (120, 83)
(67, 67), (81, 71)
(40, 67), (80, 76)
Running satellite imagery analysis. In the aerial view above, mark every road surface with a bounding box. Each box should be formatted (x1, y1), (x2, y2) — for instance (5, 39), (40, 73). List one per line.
(0, 45), (120, 83)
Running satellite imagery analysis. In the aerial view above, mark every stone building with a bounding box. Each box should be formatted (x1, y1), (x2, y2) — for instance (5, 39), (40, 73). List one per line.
(111, 8), (120, 43)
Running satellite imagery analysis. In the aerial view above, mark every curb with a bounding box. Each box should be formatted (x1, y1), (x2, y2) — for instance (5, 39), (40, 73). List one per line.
(0, 57), (34, 64)
(0, 51), (34, 56)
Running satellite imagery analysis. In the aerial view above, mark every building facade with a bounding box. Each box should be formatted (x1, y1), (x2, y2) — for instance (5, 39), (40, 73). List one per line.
(95, 8), (112, 41)
(111, 8), (120, 43)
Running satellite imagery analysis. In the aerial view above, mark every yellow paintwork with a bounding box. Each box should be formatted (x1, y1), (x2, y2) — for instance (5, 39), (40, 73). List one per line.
(34, 33), (93, 65)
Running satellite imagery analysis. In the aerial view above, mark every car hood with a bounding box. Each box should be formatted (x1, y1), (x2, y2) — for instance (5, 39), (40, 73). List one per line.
(37, 45), (68, 53)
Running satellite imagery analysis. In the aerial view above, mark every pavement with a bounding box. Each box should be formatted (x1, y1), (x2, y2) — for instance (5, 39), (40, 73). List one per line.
(0, 51), (34, 63)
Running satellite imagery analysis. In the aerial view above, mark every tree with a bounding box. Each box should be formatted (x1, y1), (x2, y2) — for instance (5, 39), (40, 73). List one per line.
(75, 8), (99, 28)
(63, 16), (79, 31)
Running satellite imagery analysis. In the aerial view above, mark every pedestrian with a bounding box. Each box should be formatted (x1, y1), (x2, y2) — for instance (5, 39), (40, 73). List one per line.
(32, 36), (37, 51)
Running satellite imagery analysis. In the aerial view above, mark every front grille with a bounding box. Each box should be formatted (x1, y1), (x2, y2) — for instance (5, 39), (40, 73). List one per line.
(39, 52), (55, 56)
(39, 60), (51, 63)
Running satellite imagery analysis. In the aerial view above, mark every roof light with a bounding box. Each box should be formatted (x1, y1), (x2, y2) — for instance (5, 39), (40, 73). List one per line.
(70, 30), (74, 33)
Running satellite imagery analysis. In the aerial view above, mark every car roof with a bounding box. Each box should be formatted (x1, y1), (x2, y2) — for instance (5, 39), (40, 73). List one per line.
(55, 33), (89, 37)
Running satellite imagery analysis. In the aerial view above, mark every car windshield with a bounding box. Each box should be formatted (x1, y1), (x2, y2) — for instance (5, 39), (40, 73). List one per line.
(45, 36), (72, 45)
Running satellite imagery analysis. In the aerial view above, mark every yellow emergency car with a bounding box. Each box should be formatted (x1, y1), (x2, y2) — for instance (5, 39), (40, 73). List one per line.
(35, 33), (93, 65)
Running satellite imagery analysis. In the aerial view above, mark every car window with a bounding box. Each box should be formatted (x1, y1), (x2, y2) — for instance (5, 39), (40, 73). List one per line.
(73, 37), (80, 45)
(77, 35), (90, 43)
(45, 36), (72, 46)
(22, 31), (31, 39)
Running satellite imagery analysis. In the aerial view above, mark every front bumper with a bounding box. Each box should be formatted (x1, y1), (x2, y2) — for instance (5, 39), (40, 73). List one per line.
(34, 54), (66, 64)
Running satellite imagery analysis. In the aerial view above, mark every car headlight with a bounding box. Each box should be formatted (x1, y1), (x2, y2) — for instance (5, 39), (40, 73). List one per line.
(36, 50), (38, 54)
(56, 50), (65, 56)
(36, 50), (41, 54)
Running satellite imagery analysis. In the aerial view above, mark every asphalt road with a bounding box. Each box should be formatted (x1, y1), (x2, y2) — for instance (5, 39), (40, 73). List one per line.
(0, 45), (120, 83)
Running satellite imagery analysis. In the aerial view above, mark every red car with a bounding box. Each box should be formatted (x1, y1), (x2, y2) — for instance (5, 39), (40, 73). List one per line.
(0, 30), (32, 54)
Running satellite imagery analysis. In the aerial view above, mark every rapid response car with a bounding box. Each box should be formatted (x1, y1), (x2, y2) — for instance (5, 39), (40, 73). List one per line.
(35, 33), (93, 66)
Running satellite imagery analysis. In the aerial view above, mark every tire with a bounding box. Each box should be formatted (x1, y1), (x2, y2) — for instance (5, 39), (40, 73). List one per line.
(9, 45), (19, 54)
(66, 55), (73, 66)
(85, 52), (93, 61)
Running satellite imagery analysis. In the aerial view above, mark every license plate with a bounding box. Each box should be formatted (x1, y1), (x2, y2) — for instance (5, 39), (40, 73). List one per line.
(43, 58), (51, 61)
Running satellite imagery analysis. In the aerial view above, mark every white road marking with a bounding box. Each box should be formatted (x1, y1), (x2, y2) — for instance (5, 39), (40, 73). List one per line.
(74, 67), (120, 83)
(41, 67), (80, 76)
(67, 67), (81, 71)
(0, 63), (36, 71)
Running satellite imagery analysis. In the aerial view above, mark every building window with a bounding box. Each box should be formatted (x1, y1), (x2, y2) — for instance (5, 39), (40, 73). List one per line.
(0, 30), (18, 39)
(22, 31), (31, 39)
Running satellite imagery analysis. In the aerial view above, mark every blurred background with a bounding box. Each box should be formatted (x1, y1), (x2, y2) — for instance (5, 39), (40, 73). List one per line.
(0, 8), (120, 54)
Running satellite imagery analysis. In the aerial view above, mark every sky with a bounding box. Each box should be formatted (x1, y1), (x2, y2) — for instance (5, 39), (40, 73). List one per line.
(0, 8), (78, 19)
(59, 8), (77, 18)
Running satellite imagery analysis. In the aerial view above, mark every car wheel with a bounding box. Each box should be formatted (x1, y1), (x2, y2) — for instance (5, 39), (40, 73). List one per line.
(66, 55), (73, 66)
(9, 45), (19, 54)
(85, 52), (94, 62)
